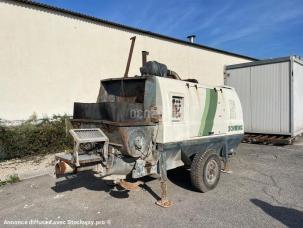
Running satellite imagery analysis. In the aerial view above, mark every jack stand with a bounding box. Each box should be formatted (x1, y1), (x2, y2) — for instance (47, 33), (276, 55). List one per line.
(156, 181), (172, 208)
(155, 149), (172, 208)
(221, 159), (233, 174)
(117, 179), (143, 191)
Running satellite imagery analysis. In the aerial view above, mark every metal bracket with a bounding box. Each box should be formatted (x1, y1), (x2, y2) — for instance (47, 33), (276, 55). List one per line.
(132, 159), (146, 178)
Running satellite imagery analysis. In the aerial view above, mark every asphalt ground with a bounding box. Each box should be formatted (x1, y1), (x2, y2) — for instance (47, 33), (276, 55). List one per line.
(0, 143), (303, 228)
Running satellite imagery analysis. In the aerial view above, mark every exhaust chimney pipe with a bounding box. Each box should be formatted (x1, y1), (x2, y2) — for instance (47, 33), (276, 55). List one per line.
(142, 51), (149, 66)
(187, 35), (196, 43)
(124, 36), (136, 78)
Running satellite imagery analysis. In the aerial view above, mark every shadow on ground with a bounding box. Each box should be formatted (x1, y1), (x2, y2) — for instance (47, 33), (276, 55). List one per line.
(51, 171), (163, 201)
(51, 172), (132, 199)
(51, 167), (196, 201)
(250, 199), (303, 228)
(167, 166), (197, 192)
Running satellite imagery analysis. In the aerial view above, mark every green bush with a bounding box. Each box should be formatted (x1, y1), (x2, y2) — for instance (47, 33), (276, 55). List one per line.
(0, 115), (73, 160)
(0, 174), (20, 186)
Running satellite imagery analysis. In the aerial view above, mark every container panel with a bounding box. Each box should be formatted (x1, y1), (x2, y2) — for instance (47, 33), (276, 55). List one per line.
(280, 62), (291, 133)
(250, 63), (290, 134)
(293, 60), (303, 135)
(225, 67), (252, 131)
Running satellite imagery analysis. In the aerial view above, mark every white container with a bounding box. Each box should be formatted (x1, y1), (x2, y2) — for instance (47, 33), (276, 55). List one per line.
(225, 56), (303, 136)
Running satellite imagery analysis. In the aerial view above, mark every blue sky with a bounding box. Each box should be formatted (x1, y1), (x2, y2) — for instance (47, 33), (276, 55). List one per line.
(37, 0), (303, 59)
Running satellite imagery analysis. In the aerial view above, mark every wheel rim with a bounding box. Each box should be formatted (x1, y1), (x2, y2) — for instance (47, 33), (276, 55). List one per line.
(205, 159), (219, 185)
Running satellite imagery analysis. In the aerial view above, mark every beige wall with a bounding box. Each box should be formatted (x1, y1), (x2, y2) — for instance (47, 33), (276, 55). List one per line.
(0, 0), (251, 120)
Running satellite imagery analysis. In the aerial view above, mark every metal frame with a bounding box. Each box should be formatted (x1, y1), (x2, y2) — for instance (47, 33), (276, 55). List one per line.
(290, 57), (294, 136)
(226, 57), (292, 70)
(291, 57), (303, 136)
(69, 128), (109, 166)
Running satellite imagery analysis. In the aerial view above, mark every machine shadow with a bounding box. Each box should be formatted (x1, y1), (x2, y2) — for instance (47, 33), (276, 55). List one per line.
(139, 166), (198, 199)
(250, 198), (303, 228)
(51, 167), (197, 201)
(167, 166), (197, 192)
(51, 171), (130, 199)
(139, 176), (162, 201)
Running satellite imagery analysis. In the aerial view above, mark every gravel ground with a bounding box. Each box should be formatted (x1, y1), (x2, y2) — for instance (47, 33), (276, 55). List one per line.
(0, 143), (302, 228)
(0, 154), (55, 181)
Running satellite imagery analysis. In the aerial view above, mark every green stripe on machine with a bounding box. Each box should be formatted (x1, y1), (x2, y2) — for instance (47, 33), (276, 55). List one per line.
(198, 89), (218, 136)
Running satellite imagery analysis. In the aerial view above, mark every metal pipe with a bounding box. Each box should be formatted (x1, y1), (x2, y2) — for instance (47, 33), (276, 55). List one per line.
(167, 69), (181, 80)
(142, 51), (149, 66)
(187, 35), (196, 43)
(124, 36), (136, 78)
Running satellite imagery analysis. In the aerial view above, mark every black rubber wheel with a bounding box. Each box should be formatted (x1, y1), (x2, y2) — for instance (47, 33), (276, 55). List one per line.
(190, 149), (221, 192)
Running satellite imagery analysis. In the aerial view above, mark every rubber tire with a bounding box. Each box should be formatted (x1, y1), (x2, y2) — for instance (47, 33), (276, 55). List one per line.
(190, 149), (221, 192)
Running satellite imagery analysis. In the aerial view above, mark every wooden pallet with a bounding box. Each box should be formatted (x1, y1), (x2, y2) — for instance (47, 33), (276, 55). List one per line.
(242, 134), (295, 145)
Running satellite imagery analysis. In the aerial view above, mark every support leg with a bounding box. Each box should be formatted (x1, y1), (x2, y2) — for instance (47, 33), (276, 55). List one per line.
(221, 141), (233, 174)
(156, 180), (172, 208)
(222, 158), (233, 174)
(155, 150), (172, 208)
